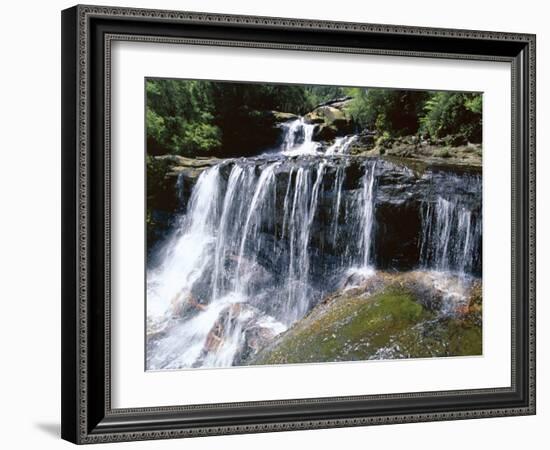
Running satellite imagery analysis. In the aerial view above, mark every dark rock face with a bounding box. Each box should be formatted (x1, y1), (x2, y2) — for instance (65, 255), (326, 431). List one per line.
(313, 123), (338, 141)
(374, 202), (422, 271)
(372, 159), (482, 274)
(219, 110), (284, 157)
(152, 155), (222, 211)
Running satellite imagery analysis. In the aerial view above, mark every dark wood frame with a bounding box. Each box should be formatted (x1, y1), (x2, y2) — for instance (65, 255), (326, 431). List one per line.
(61, 4), (536, 444)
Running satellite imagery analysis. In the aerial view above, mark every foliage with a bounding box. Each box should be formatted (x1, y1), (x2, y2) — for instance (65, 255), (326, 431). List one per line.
(146, 79), (221, 155)
(345, 88), (429, 137)
(344, 88), (482, 144)
(375, 131), (392, 148)
(420, 92), (482, 143)
(146, 79), (335, 157)
(209, 82), (313, 115)
(304, 85), (347, 107)
(146, 78), (484, 158)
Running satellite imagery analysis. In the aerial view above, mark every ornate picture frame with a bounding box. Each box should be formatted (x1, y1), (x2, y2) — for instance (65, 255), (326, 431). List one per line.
(61, 4), (535, 444)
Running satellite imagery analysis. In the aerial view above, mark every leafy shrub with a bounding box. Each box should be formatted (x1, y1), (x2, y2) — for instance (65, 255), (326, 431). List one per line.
(345, 88), (428, 137)
(375, 131), (392, 148)
(146, 79), (345, 157)
(420, 92), (482, 143)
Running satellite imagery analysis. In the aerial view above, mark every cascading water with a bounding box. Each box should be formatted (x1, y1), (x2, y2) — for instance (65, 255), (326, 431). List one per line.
(280, 118), (321, 156)
(147, 166), (222, 322)
(147, 116), (482, 369)
(326, 135), (358, 155)
(146, 116), (380, 369)
(358, 161), (377, 268)
(418, 175), (482, 315)
(420, 197), (481, 274)
(330, 163), (346, 245)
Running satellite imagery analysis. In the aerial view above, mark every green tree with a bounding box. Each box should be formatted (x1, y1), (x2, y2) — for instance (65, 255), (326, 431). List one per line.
(345, 88), (428, 137)
(146, 79), (221, 155)
(420, 92), (482, 143)
(304, 85), (347, 107)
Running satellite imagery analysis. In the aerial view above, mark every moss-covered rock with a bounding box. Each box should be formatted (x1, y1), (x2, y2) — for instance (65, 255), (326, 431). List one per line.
(349, 133), (482, 168)
(304, 105), (353, 140)
(250, 271), (482, 365)
(271, 111), (299, 123)
(251, 284), (433, 365)
(156, 154), (222, 182)
(305, 105), (347, 124)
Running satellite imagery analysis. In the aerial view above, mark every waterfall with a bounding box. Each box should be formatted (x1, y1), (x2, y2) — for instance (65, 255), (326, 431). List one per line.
(326, 135), (358, 155)
(147, 166), (222, 322)
(284, 162), (327, 322)
(280, 118), (321, 156)
(235, 162), (279, 292)
(419, 196), (481, 275)
(279, 118), (359, 157)
(330, 163), (346, 245)
(146, 115), (482, 368)
(146, 156), (381, 369)
(358, 161), (377, 267)
(418, 182), (482, 316)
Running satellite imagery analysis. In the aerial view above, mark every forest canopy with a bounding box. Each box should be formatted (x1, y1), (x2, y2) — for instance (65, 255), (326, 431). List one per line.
(145, 78), (482, 157)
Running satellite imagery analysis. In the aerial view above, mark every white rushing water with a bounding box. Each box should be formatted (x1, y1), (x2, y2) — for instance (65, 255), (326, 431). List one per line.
(147, 166), (222, 322)
(326, 134), (358, 155)
(146, 118), (381, 369)
(280, 118), (322, 156)
(419, 195), (481, 275)
(418, 192), (482, 316)
(280, 118), (358, 157)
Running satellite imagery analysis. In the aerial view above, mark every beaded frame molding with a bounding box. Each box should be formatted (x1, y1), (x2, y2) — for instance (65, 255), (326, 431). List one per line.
(61, 4), (536, 444)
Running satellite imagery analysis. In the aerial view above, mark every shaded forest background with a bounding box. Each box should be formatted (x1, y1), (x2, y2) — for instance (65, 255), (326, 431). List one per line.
(146, 78), (482, 157)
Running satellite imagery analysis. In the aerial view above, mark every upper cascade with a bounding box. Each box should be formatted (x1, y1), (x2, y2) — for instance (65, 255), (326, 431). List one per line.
(278, 117), (357, 157)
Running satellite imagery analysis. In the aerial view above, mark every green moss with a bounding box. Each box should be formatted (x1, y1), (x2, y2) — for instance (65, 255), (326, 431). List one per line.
(447, 321), (482, 356)
(253, 286), (434, 365)
(386, 317), (482, 358)
(252, 279), (483, 365)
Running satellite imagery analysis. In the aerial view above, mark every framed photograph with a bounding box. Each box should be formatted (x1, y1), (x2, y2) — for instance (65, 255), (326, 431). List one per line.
(61, 5), (536, 444)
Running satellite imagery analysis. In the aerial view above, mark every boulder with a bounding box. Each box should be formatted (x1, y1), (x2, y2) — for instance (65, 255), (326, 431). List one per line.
(250, 271), (482, 365)
(304, 105), (353, 139)
(270, 111), (299, 123)
(155, 154), (222, 183)
(312, 123), (338, 141)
